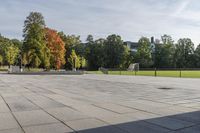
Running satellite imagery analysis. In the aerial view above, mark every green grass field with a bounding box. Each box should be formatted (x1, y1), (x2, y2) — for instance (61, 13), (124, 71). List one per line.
(86, 70), (200, 78)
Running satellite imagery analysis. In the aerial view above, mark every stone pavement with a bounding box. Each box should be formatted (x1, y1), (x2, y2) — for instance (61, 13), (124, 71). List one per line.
(0, 74), (200, 133)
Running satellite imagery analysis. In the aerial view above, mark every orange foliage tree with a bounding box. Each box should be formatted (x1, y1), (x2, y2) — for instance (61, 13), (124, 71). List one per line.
(45, 28), (66, 69)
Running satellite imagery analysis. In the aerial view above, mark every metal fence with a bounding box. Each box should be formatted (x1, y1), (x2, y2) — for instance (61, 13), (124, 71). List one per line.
(96, 68), (200, 78)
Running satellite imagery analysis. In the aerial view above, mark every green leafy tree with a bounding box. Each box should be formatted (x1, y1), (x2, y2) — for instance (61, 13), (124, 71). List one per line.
(135, 37), (153, 68)
(85, 38), (105, 70)
(5, 45), (19, 67)
(68, 50), (80, 70)
(122, 46), (132, 68)
(154, 35), (175, 68)
(104, 34), (128, 68)
(22, 12), (47, 68)
(59, 32), (82, 69)
(194, 44), (200, 67)
(11, 39), (23, 50)
(86, 35), (94, 43)
(0, 55), (3, 65)
(174, 38), (194, 68)
(0, 35), (20, 66)
(80, 56), (87, 68)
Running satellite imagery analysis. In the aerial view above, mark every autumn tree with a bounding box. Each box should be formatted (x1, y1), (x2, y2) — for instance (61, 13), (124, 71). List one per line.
(58, 32), (82, 69)
(45, 28), (66, 70)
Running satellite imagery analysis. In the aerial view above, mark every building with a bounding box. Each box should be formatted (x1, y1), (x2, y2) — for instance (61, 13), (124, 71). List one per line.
(124, 37), (156, 53)
(124, 41), (139, 53)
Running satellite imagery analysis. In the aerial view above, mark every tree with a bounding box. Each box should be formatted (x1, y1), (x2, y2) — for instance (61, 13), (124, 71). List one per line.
(86, 34), (94, 43)
(68, 50), (80, 70)
(0, 34), (20, 66)
(85, 38), (105, 70)
(161, 34), (174, 45)
(174, 38), (194, 68)
(11, 39), (23, 50)
(5, 45), (19, 67)
(194, 44), (200, 67)
(135, 37), (153, 68)
(154, 35), (175, 68)
(59, 32), (82, 69)
(104, 34), (128, 68)
(0, 55), (3, 66)
(11, 39), (23, 66)
(45, 28), (66, 70)
(22, 12), (47, 68)
(80, 56), (87, 69)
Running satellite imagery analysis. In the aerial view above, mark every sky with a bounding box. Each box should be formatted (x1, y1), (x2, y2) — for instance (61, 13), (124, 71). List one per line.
(0, 0), (200, 45)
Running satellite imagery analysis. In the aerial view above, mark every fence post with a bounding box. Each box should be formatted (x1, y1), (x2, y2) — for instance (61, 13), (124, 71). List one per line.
(180, 68), (182, 78)
(120, 69), (121, 75)
(155, 68), (157, 77)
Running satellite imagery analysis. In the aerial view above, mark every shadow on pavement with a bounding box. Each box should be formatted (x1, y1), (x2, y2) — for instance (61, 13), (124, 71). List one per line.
(70, 111), (200, 133)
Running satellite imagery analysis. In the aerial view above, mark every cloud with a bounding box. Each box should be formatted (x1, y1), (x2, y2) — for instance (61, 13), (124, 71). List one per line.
(173, 0), (191, 16)
(0, 0), (200, 45)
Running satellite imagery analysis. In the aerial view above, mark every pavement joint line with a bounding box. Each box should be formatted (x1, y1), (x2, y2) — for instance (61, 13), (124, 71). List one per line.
(115, 103), (163, 115)
(20, 121), (64, 128)
(0, 95), (26, 133)
(31, 92), (82, 112)
(23, 85), (87, 113)
(93, 117), (131, 133)
(21, 90), (77, 132)
(78, 78), (150, 87)
(114, 102), (197, 124)
(92, 104), (122, 114)
(140, 120), (173, 131)
(137, 97), (197, 109)
(1, 74), (200, 132)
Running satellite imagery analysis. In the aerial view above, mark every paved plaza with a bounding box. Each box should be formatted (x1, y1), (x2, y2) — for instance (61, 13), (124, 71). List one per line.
(0, 74), (200, 133)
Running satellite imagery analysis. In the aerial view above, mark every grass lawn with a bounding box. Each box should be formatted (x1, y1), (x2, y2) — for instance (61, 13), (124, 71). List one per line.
(87, 70), (200, 78)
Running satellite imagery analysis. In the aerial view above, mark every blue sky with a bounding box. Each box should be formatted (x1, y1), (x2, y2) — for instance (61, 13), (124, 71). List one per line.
(0, 0), (200, 45)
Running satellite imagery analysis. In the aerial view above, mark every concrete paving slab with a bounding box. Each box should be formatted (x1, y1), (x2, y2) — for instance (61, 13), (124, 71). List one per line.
(146, 116), (194, 130)
(0, 113), (20, 130)
(178, 125), (200, 133)
(46, 107), (89, 122)
(6, 99), (40, 112)
(117, 121), (170, 133)
(72, 104), (119, 118)
(0, 101), (10, 113)
(23, 123), (73, 133)
(0, 74), (200, 132)
(24, 95), (66, 109)
(0, 129), (23, 133)
(13, 110), (58, 126)
(66, 118), (107, 131)
(170, 111), (200, 124)
(94, 103), (137, 114)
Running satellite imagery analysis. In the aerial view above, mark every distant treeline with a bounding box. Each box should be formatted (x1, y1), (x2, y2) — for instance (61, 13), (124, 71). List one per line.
(0, 12), (200, 70)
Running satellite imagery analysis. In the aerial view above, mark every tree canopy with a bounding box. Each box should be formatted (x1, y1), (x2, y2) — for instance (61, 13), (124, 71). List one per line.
(22, 12), (46, 68)
(45, 28), (66, 69)
(1, 12), (200, 70)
